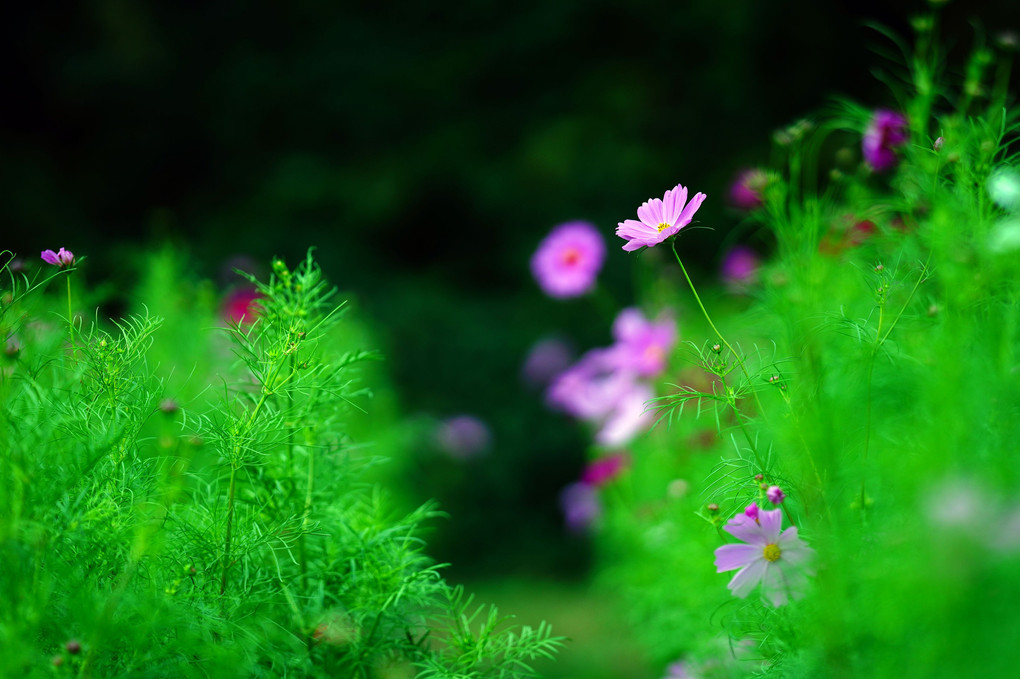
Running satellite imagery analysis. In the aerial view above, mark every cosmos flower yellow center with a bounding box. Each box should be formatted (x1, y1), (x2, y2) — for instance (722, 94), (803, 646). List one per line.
(656, 222), (672, 232)
(763, 544), (781, 562)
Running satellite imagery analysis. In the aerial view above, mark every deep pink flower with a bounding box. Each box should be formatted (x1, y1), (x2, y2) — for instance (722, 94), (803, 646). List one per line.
(434, 414), (491, 460)
(610, 307), (677, 378)
(719, 245), (760, 292)
(40, 248), (75, 268)
(862, 109), (908, 172)
(744, 502), (760, 522)
(224, 287), (264, 325)
(530, 221), (606, 299)
(767, 485), (785, 505)
(714, 507), (814, 606)
(581, 452), (630, 487)
(729, 168), (768, 211)
(617, 183), (707, 252)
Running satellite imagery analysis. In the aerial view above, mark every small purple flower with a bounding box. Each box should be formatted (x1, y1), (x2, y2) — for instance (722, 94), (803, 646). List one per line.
(610, 307), (677, 378)
(728, 168), (768, 211)
(530, 221), (606, 299)
(581, 452), (630, 487)
(40, 248), (75, 268)
(521, 337), (574, 389)
(560, 482), (602, 533)
(714, 508), (814, 607)
(434, 414), (491, 460)
(766, 485), (785, 505)
(617, 183), (707, 252)
(862, 109), (908, 172)
(719, 245), (760, 292)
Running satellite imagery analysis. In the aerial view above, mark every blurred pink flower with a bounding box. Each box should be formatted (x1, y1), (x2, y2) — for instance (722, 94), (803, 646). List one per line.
(719, 245), (760, 292)
(714, 507), (814, 606)
(40, 248), (75, 268)
(617, 183), (707, 252)
(434, 414), (491, 460)
(594, 381), (654, 447)
(530, 221), (606, 299)
(521, 336), (574, 389)
(546, 348), (635, 421)
(610, 307), (677, 378)
(767, 485), (785, 505)
(862, 109), (908, 172)
(224, 287), (264, 325)
(728, 168), (768, 210)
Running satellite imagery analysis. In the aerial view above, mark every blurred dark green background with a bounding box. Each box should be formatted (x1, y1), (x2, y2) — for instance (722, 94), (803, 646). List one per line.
(4, 0), (1018, 581)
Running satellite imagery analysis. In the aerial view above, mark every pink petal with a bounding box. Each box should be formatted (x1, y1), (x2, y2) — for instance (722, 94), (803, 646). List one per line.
(676, 191), (707, 226)
(664, 184), (688, 224)
(723, 514), (767, 545)
(760, 564), (791, 606)
(636, 198), (664, 227)
(714, 543), (760, 572)
(727, 557), (767, 598)
(616, 219), (656, 240)
(758, 508), (783, 542)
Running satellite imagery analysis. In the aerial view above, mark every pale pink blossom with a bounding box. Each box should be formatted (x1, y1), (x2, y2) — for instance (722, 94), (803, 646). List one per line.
(617, 183), (707, 251)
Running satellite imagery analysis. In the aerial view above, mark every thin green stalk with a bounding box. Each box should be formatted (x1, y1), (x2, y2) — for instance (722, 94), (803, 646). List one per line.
(671, 241), (768, 423)
(66, 275), (77, 359)
(220, 462), (238, 596)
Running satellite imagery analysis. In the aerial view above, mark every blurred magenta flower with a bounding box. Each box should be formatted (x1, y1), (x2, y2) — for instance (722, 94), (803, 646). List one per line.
(616, 183), (707, 251)
(610, 307), (677, 378)
(581, 452), (630, 487)
(714, 507), (814, 606)
(728, 168), (768, 210)
(521, 336), (574, 389)
(40, 248), (75, 268)
(434, 414), (491, 460)
(744, 502), (760, 522)
(719, 245), (761, 292)
(862, 109), (908, 172)
(224, 287), (264, 325)
(530, 221), (606, 299)
(767, 485), (785, 505)
(560, 481), (602, 533)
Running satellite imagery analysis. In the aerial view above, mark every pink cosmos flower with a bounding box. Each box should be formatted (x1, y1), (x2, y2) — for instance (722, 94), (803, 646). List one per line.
(40, 248), (75, 268)
(714, 506), (814, 607)
(530, 221), (606, 299)
(728, 168), (768, 211)
(616, 183), (707, 252)
(862, 109), (908, 172)
(610, 307), (677, 378)
(767, 485), (785, 505)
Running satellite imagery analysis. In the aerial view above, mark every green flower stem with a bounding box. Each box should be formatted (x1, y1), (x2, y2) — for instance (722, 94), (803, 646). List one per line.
(66, 275), (77, 359)
(671, 241), (768, 424)
(220, 462), (238, 596)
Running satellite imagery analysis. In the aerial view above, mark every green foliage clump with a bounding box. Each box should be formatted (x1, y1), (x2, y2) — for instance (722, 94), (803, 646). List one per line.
(0, 249), (561, 678)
